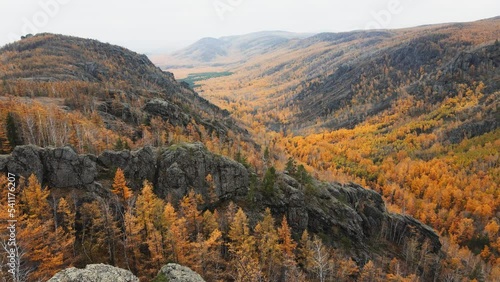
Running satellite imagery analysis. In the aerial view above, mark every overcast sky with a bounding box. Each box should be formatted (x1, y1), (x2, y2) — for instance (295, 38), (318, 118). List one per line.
(1, 0), (499, 54)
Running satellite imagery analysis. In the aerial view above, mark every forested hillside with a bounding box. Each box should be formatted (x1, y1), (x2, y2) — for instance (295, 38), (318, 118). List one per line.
(0, 16), (498, 280)
(0, 33), (454, 281)
(0, 143), (445, 281)
(0, 33), (257, 161)
(161, 17), (500, 281)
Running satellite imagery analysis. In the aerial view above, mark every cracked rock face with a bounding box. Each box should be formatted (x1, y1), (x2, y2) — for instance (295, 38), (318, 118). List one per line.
(143, 98), (191, 126)
(6, 145), (44, 182)
(269, 175), (442, 261)
(0, 143), (441, 273)
(0, 144), (248, 204)
(263, 173), (309, 232)
(2, 145), (97, 188)
(97, 146), (157, 189)
(42, 147), (97, 188)
(47, 264), (139, 282)
(156, 143), (249, 203)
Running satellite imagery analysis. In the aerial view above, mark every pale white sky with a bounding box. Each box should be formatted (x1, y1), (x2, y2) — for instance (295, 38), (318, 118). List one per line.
(1, 0), (499, 53)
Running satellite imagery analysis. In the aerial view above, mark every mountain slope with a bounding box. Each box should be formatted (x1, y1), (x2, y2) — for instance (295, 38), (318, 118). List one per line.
(173, 37), (229, 63)
(1, 143), (442, 281)
(0, 33), (254, 156)
(0, 33), (225, 119)
(162, 17), (500, 280)
(0, 33), (451, 281)
(176, 17), (498, 132)
(291, 25), (499, 131)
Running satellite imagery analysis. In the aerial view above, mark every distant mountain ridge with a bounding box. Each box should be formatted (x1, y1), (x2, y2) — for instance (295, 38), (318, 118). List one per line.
(156, 31), (312, 68)
(170, 17), (499, 133)
(0, 19), (498, 281)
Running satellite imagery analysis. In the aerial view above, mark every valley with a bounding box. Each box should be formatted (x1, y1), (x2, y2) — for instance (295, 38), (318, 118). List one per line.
(157, 16), (500, 281)
(0, 16), (497, 282)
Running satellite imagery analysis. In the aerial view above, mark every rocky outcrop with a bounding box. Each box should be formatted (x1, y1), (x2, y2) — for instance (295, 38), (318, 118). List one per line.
(0, 143), (440, 268)
(144, 98), (191, 126)
(156, 143), (248, 202)
(5, 145), (45, 182)
(332, 182), (441, 253)
(47, 264), (139, 282)
(0, 143), (248, 202)
(1, 145), (97, 188)
(261, 173), (309, 231)
(97, 146), (157, 189)
(154, 263), (205, 282)
(268, 174), (441, 260)
(41, 147), (97, 188)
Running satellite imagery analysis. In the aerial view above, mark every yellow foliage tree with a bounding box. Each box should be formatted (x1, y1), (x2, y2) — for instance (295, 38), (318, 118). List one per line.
(228, 208), (262, 282)
(134, 180), (165, 277)
(278, 215), (298, 280)
(55, 197), (76, 267)
(359, 260), (383, 282)
(180, 189), (204, 238)
(18, 174), (63, 281)
(111, 168), (132, 205)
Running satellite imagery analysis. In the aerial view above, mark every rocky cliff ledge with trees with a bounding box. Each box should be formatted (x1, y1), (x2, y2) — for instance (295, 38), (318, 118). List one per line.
(0, 143), (440, 281)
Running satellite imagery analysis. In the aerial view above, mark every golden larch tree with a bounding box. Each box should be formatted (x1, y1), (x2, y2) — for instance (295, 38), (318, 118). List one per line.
(55, 197), (76, 267)
(254, 208), (280, 280)
(278, 215), (298, 280)
(228, 208), (262, 282)
(133, 180), (165, 278)
(179, 189), (204, 238)
(111, 168), (132, 205)
(19, 174), (63, 281)
(163, 203), (192, 266)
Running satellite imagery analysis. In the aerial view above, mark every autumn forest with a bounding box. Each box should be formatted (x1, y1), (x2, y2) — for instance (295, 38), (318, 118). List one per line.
(0, 15), (499, 282)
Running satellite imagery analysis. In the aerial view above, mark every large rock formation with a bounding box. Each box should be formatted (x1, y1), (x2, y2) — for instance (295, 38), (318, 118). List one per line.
(47, 264), (139, 282)
(3, 145), (44, 181)
(42, 147), (97, 188)
(154, 263), (205, 282)
(97, 146), (157, 189)
(265, 173), (441, 262)
(0, 143), (249, 203)
(0, 143), (441, 269)
(2, 145), (97, 188)
(156, 143), (248, 202)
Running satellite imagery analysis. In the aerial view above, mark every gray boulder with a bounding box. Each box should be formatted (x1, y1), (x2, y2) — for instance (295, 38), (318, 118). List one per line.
(48, 264), (138, 282)
(154, 263), (205, 282)
(3, 145), (97, 188)
(0, 154), (9, 172)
